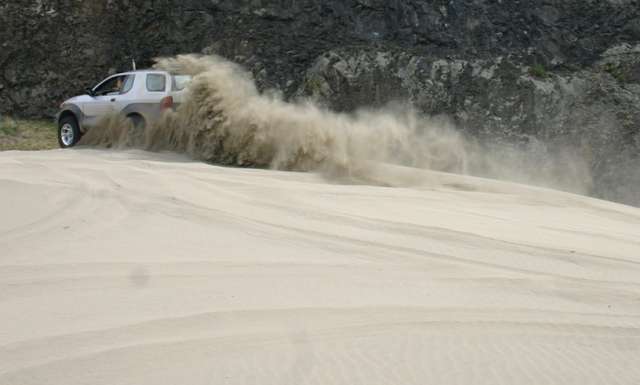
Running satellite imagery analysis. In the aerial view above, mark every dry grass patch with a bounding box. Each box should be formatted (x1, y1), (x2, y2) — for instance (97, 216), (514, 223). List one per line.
(0, 117), (58, 151)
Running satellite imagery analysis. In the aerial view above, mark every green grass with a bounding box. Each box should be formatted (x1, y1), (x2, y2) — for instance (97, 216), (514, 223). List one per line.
(604, 62), (627, 83)
(528, 64), (549, 79)
(304, 76), (326, 95)
(0, 117), (58, 151)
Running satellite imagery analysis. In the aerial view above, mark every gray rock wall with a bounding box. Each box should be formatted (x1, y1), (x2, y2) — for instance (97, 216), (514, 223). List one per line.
(1, 0), (639, 205)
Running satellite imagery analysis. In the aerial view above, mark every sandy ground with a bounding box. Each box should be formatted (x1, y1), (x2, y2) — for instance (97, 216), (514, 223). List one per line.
(1, 149), (640, 385)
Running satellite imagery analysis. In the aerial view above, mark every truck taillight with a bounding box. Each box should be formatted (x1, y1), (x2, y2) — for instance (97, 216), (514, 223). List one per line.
(160, 96), (174, 111)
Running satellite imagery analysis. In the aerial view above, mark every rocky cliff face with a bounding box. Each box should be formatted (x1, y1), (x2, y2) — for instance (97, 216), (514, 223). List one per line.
(1, 0), (639, 204)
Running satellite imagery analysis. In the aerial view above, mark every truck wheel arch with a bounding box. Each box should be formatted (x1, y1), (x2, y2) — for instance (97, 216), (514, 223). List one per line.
(58, 104), (85, 133)
(125, 113), (147, 129)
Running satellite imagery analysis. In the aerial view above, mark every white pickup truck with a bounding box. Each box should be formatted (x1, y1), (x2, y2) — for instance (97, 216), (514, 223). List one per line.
(56, 70), (191, 148)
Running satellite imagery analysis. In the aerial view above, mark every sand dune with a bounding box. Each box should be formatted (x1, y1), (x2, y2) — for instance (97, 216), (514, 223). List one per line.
(1, 149), (640, 385)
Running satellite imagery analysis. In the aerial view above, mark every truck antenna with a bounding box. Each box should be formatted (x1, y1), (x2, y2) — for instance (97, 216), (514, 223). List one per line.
(132, 59), (137, 71)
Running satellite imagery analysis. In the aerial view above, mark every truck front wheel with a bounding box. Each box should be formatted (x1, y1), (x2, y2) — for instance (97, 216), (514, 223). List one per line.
(58, 116), (81, 148)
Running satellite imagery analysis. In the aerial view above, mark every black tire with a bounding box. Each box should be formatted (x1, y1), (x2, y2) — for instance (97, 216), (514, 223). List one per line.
(58, 116), (81, 148)
(127, 114), (146, 130)
(125, 114), (147, 147)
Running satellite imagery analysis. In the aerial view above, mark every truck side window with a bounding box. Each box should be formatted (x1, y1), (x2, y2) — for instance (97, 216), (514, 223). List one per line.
(94, 76), (120, 96)
(172, 75), (192, 91)
(93, 75), (134, 96)
(121, 75), (135, 94)
(146, 74), (166, 92)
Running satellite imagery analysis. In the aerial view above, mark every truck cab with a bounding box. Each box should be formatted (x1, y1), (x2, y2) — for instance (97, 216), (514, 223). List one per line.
(57, 70), (191, 148)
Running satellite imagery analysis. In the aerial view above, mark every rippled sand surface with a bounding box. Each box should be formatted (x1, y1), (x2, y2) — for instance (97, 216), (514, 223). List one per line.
(1, 149), (640, 385)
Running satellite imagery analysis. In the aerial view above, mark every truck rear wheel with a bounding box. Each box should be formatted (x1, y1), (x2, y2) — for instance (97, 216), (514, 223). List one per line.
(58, 116), (81, 148)
(127, 114), (146, 130)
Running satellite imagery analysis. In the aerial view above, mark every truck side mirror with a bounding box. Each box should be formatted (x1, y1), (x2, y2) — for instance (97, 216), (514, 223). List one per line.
(86, 87), (96, 97)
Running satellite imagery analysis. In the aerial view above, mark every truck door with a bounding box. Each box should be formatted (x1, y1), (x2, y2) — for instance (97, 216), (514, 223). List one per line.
(82, 75), (133, 126)
(110, 74), (136, 114)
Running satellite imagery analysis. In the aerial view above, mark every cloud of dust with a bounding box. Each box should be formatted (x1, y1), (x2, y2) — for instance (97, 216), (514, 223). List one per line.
(79, 54), (593, 194)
